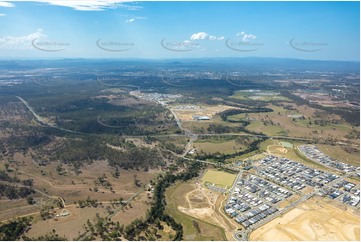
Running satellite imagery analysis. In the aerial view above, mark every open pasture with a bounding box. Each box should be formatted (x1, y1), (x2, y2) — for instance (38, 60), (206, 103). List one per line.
(200, 170), (236, 188)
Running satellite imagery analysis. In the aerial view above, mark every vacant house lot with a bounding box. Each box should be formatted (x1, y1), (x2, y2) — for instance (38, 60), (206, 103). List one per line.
(250, 197), (360, 241)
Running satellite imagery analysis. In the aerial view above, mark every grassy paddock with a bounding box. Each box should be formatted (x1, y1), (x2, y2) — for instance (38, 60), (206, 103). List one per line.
(200, 170), (237, 188)
(280, 141), (293, 148)
(194, 140), (244, 154)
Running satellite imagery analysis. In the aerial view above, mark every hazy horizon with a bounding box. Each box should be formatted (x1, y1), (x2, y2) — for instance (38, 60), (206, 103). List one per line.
(0, 0), (359, 61)
(0, 56), (360, 63)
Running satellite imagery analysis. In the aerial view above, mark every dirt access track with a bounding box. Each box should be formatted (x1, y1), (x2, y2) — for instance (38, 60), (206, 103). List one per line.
(250, 197), (360, 241)
(177, 182), (241, 240)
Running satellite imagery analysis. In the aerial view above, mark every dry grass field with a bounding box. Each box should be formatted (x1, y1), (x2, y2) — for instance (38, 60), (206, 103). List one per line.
(243, 103), (358, 142)
(194, 139), (245, 154)
(317, 144), (360, 167)
(250, 197), (360, 241)
(0, 151), (159, 229)
(111, 191), (150, 226)
(200, 170), (237, 188)
(0, 199), (40, 222)
(180, 121), (212, 133)
(10, 153), (157, 203)
(246, 120), (286, 136)
(230, 90), (290, 102)
(25, 206), (108, 240)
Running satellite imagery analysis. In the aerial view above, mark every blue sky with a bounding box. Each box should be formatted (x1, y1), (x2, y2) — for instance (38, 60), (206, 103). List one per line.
(0, 0), (359, 60)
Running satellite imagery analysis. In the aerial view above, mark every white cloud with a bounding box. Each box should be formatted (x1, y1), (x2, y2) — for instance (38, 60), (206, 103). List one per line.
(209, 35), (224, 40)
(0, 29), (46, 49)
(242, 34), (256, 42)
(191, 32), (224, 41)
(119, 3), (142, 11)
(0, 13), (6, 16)
(236, 31), (257, 42)
(6, 1), (141, 11)
(0, 1), (14, 7)
(236, 31), (245, 36)
(191, 32), (209, 40)
(125, 16), (146, 23)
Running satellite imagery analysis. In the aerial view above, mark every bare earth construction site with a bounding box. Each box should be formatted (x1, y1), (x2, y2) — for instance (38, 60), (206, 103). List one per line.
(250, 198), (359, 241)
